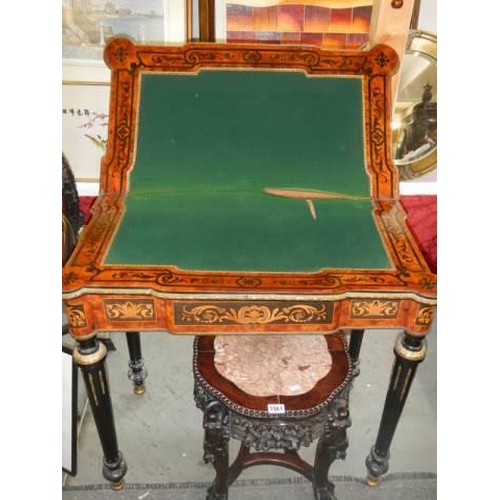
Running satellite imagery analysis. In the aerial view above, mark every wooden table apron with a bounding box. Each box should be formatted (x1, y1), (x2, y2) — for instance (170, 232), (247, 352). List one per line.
(62, 39), (437, 490)
(64, 293), (434, 338)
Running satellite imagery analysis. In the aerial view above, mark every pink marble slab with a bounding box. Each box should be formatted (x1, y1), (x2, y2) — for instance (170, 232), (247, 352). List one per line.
(214, 335), (332, 397)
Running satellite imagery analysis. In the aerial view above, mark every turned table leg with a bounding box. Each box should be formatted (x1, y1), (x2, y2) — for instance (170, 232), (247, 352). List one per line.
(348, 329), (365, 378)
(73, 337), (127, 490)
(365, 331), (427, 486)
(126, 331), (147, 395)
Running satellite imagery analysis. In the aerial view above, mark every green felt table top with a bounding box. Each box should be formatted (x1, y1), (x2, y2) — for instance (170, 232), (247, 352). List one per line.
(131, 70), (369, 197)
(104, 70), (392, 272)
(104, 193), (391, 271)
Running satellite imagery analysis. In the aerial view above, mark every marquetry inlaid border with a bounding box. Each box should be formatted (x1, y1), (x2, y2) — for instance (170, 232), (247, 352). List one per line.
(66, 304), (88, 328)
(175, 301), (332, 326)
(103, 298), (156, 322)
(415, 304), (435, 326)
(350, 299), (400, 319)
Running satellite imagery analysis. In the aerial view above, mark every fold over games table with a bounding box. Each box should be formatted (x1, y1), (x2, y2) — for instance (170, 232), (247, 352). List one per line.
(62, 38), (437, 490)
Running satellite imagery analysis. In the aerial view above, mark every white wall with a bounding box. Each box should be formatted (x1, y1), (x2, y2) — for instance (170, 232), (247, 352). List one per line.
(418, 0), (437, 34)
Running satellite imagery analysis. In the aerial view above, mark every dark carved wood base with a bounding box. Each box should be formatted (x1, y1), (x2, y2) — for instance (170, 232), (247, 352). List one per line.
(206, 485), (228, 500)
(313, 483), (337, 500)
(203, 400), (230, 500)
(193, 333), (353, 498)
(195, 382), (351, 499)
(313, 393), (350, 500)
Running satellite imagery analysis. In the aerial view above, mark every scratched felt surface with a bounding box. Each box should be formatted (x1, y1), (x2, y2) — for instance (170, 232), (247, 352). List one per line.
(130, 70), (369, 198)
(104, 193), (391, 271)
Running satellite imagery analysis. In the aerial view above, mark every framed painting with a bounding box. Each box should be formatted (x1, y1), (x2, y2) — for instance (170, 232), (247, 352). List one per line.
(214, 0), (374, 49)
(62, 0), (188, 62)
(62, 81), (110, 187)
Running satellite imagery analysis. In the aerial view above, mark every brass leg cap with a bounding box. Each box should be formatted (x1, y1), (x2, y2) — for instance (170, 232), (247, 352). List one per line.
(134, 384), (146, 396)
(366, 475), (379, 487)
(111, 480), (125, 491)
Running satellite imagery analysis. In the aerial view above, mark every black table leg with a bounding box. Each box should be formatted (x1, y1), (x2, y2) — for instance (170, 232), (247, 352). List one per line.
(365, 331), (427, 486)
(126, 331), (147, 395)
(348, 329), (365, 378)
(74, 337), (127, 489)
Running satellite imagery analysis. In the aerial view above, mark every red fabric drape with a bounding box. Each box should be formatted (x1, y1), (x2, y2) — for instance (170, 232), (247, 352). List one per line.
(400, 195), (437, 273)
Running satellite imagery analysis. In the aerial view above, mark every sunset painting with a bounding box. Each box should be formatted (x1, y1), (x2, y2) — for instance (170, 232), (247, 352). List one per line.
(225, 0), (373, 49)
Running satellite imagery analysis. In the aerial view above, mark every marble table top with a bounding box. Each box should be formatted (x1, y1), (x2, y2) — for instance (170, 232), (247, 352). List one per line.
(213, 335), (332, 397)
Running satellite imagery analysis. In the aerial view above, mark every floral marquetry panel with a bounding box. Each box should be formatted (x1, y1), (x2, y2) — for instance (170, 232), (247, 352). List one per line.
(103, 299), (156, 322)
(175, 301), (332, 328)
(66, 304), (88, 329)
(414, 304), (436, 327)
(350, 299), (400, 319)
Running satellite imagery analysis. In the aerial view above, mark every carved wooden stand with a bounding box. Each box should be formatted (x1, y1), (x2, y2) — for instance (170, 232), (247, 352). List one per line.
(193, 334), (353, 500)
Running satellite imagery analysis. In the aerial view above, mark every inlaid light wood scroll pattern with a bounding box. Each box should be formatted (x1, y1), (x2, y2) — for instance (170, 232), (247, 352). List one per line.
(176, 301), (332, 325)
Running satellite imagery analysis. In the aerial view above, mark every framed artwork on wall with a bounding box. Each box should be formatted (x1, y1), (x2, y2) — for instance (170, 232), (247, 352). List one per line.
(62, 81), (110, 185)
(62, 0), (187, 62)
(214, 0), (374, 49)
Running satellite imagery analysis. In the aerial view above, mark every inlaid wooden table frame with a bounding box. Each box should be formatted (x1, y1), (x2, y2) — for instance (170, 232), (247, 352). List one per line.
(62, 37), (437, 491)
